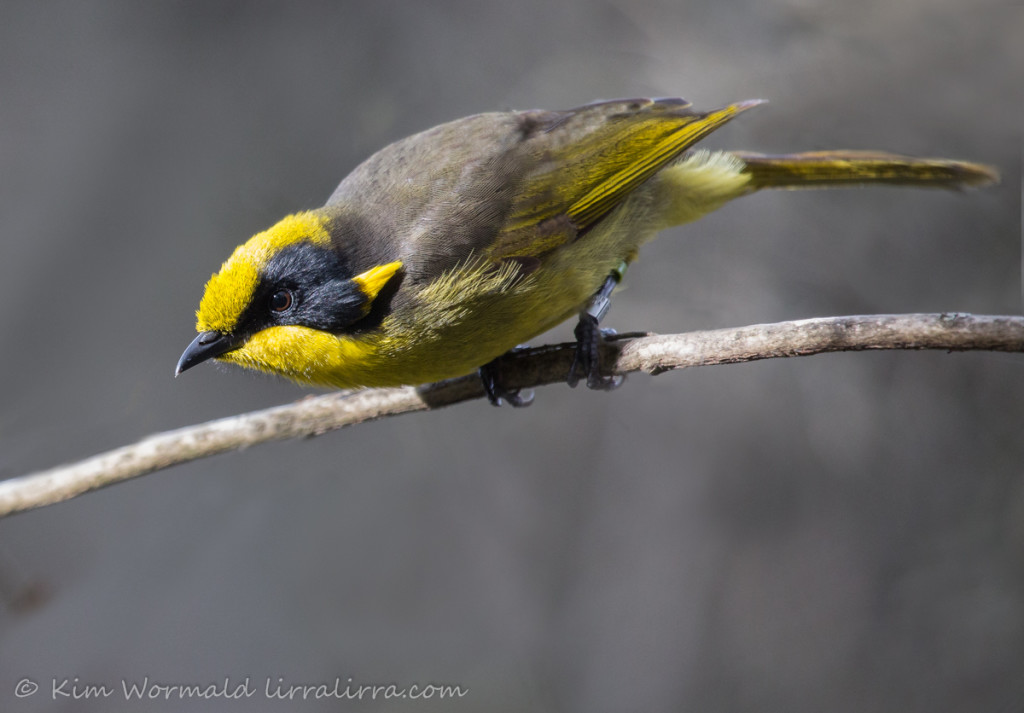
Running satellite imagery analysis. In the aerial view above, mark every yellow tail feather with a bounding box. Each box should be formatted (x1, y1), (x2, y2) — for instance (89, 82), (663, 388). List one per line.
(733, 150), (999, 190)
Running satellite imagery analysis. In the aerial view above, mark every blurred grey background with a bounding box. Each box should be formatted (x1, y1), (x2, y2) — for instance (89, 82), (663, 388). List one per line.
(0, 1), (1021, 711)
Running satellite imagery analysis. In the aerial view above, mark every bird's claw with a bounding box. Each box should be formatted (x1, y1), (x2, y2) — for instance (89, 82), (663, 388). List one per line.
(479, 354), (535, 407)
(567, 315), (625, 391)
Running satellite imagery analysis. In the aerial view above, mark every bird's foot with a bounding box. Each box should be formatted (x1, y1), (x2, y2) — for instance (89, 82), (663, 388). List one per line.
(567, 316), (625, 391)
(479, 350), (535, 407)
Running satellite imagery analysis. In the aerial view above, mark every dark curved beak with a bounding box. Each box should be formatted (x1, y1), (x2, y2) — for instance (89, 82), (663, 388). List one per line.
(175, 331), (242, 376)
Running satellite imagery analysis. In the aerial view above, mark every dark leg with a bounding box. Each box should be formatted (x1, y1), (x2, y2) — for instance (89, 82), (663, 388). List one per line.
(479, 349), (535, 408)
(567, 262), (627, 391)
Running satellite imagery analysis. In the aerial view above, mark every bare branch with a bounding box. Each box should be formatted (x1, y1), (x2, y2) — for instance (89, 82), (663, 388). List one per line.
(1, 313), (1021, 518)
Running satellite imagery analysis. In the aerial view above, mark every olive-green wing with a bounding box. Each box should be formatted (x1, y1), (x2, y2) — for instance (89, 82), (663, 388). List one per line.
(487, 97), (763, 260)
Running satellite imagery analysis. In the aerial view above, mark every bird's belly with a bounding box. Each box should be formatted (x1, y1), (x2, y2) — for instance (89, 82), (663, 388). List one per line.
(314, 209), (654, 389)
(369, 277), (595, 387)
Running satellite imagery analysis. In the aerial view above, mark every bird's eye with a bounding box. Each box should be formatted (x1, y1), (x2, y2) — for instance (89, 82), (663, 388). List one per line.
(269, 289), (293, 313)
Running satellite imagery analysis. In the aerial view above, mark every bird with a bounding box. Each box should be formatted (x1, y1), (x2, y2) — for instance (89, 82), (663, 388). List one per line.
(176, 97), (997, 406)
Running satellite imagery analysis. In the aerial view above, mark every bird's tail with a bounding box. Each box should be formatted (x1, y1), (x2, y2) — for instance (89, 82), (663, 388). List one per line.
(733, 150), (999, 191)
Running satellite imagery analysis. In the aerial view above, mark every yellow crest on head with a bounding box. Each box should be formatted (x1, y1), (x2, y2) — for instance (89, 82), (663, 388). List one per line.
(195, 211), (332, 333)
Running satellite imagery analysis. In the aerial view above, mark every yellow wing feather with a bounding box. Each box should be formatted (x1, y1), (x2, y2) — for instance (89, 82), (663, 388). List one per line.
(488, 99), (763, 261)
(567, 100), (763, 228)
